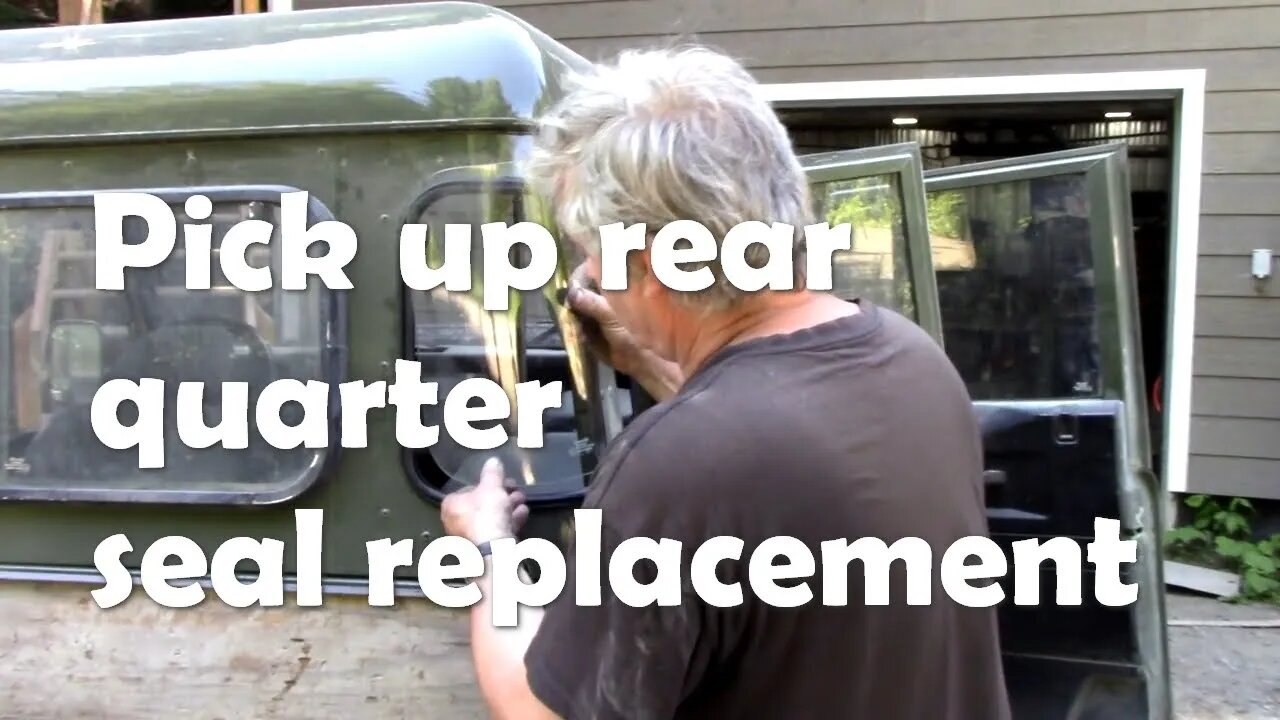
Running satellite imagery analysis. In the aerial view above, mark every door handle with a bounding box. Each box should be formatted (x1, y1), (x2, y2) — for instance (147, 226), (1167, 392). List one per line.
(1051, 412), (1079, 445)
(983, 469), (1007, 486)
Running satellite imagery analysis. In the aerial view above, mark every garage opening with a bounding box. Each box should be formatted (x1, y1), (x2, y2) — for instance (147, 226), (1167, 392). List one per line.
(777, 99), (1176, 475)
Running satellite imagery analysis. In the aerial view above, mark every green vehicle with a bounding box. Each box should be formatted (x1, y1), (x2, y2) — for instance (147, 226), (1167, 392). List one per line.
(0, 3), (1168, 718)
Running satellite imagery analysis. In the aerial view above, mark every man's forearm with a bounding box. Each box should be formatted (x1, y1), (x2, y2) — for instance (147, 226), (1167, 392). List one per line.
(469, 560), (557, 720)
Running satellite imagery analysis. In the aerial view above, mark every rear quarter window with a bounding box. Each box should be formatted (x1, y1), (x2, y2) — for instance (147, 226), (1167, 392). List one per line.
(403, 178), (624, 505)
(0, 187), (344, 504)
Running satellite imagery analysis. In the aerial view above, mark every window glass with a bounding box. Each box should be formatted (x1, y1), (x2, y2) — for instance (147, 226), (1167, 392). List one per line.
(0, 194), (334, 501)
(407, 183), (620, 502)
(928, 173), (1101, 400)
(810, 173), (916, 318)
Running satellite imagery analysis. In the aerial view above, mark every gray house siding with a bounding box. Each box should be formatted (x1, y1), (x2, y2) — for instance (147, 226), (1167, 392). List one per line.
(301, 0), (1280, 501)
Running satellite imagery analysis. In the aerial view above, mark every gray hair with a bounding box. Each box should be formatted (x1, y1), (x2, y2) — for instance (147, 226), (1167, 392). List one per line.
(524, 45), (813, 310)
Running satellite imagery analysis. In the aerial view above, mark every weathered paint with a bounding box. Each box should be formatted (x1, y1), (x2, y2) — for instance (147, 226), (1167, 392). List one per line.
(0, 581), (486, 719)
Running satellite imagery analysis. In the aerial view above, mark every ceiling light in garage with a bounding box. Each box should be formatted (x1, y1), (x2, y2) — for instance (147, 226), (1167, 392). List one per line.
(892, 117), (919, 126)
(1105, 111), (1133, 119)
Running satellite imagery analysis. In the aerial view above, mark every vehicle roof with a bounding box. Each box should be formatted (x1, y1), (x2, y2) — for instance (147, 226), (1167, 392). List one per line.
(0, 2), (592, 146)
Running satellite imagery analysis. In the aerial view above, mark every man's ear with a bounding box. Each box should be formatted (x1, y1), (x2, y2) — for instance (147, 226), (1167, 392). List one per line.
(635, 242), (662, 299)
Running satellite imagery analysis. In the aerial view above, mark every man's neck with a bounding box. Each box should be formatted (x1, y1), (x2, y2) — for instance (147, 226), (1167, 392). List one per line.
(676, 291), (859, 380)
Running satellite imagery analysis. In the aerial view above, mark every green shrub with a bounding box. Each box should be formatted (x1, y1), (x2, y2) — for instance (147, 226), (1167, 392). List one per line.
(1165, 495), (1280, 603)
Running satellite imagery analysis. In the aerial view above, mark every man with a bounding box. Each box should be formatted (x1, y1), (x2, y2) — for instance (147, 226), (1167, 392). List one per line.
(441, 45), (1012, 720)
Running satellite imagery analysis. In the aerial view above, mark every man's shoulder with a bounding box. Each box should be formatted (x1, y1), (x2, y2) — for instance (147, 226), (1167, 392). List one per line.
(585, 383), (747, 510)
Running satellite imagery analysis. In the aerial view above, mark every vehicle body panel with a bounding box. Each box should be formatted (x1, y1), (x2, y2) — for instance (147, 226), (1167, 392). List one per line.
(0, 2), (589, 589)
(0, 2), (586, 145)
(0, 579), (486, 719)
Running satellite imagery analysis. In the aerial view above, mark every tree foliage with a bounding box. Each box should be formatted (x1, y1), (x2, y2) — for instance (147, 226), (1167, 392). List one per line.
(823, 182), (968, 240)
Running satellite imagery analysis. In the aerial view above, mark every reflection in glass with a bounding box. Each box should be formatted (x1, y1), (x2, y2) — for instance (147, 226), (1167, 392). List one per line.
(47, 320), (102, 407)
(0, 200), (328, 496)
(811, 173), (915, 318)
(928, 173), (1100, 400)
(409, 180), (619, 501)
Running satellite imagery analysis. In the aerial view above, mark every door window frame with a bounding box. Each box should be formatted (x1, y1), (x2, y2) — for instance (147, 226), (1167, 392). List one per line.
(924, 144), (1148, 431)
(798, 141), (943, 342)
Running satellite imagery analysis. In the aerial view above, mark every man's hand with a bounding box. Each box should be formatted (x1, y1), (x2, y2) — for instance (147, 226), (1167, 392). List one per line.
(443, 459), (562, 720)
(441, 458), (530, 544)
(567, 275), (683, 402)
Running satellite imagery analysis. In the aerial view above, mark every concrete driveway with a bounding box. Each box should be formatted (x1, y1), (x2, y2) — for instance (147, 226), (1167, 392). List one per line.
(1168, 591), (1280, 719)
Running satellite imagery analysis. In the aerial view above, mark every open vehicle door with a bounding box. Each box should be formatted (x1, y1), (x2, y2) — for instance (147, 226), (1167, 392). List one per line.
(789, 141), (1169, 718)
(919, 144), (1170, 719)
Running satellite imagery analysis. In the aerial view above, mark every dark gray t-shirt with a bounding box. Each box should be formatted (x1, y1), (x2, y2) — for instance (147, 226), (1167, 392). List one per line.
(524, 299), (1012, 720)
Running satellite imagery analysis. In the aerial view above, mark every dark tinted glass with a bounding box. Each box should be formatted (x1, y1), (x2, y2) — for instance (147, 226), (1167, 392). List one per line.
(928, 173), (1101, 400)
